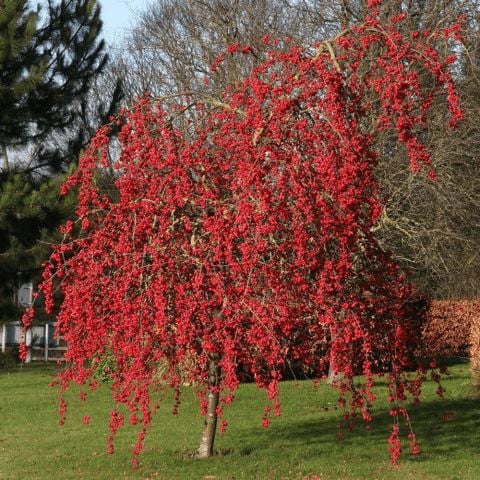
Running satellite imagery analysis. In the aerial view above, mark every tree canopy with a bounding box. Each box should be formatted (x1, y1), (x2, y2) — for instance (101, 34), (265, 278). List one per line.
(111, 0), (480, 298)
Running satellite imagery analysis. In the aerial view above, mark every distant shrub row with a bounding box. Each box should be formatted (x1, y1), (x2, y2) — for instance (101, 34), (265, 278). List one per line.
(422, 300), (480, 391)
(422, 300), (479, 358)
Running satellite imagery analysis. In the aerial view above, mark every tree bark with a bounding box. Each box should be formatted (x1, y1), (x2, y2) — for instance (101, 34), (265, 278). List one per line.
(196, 353), (220, 458)
(327, 361), (343, 384)
(1, 143), (9, 172)
(327, 313), (345, 384)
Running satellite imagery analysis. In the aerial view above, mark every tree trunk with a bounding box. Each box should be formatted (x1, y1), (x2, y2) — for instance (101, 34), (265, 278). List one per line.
(327, 362), (343, 384)
(1, 143), (9, 171)
(196, 353), (220, 458)
(327, 314), (345, 384)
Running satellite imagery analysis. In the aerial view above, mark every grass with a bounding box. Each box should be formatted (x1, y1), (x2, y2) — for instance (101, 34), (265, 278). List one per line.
(0, 362), (479, 480)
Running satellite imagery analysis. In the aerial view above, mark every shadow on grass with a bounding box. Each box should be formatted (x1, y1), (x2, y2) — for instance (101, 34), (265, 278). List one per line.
(236, 396), (480, 463)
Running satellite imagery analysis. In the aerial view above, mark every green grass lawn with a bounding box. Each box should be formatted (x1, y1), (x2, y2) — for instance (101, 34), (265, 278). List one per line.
(0, 362), (479, 480)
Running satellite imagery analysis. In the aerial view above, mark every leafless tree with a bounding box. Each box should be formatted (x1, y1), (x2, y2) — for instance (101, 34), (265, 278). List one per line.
(108, 0), (327, 103)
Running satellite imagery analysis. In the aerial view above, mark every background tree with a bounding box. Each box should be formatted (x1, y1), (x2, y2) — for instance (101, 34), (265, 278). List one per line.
(0, 0), (122, 322)
(0, 0), (119, 172)
(109, 0), (319, 104)
(23, 6), (462, 464)
(0, 172), (76, 322)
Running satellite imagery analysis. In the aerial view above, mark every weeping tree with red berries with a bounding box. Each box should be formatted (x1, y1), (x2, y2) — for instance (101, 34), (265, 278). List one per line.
(22, 1), (464, 466)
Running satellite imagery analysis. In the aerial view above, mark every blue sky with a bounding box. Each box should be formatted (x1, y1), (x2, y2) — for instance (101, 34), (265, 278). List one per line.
(98, 0), (152, 44)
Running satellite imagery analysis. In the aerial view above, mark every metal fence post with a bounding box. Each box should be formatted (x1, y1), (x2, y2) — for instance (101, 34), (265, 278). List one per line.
(44, 323), (49, 362)
(25, 328), (32, 363)
(1, 324), (5, 353)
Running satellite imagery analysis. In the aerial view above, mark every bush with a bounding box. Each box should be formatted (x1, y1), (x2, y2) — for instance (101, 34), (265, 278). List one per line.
(422, 300), (480, 359)
(0, 349), (19, 369)
(470, 315), (480, 396)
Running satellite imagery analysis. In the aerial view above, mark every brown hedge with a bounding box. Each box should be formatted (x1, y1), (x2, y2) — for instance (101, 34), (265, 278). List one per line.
(421, 300), (480, 359)
(470, 312), (480, 394)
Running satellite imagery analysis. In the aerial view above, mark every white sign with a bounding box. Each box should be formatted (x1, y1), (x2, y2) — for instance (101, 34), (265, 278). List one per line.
(18, 282), (33, 307)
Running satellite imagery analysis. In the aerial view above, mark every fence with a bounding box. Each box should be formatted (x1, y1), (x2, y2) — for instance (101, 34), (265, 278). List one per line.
(1, 322), (66, 362)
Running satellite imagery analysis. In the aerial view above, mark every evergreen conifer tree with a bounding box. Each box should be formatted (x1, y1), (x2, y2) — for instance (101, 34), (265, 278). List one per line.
(0, 0), (122, 172)
(0, 172), (76, 322)
(0, 0), (122, 323)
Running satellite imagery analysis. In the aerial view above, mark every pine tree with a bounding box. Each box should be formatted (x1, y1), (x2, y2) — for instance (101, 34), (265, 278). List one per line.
(0, 0), (122, 323)
(0, 171), (76, 322)
(0, 0), (120, 172)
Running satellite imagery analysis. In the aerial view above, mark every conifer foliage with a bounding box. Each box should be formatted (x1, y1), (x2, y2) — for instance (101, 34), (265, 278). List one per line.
(0, 0), (114, 172)
(0, 173), (76, 321)
(0, 0), (120, 320)
(23, 3), (463, 466)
